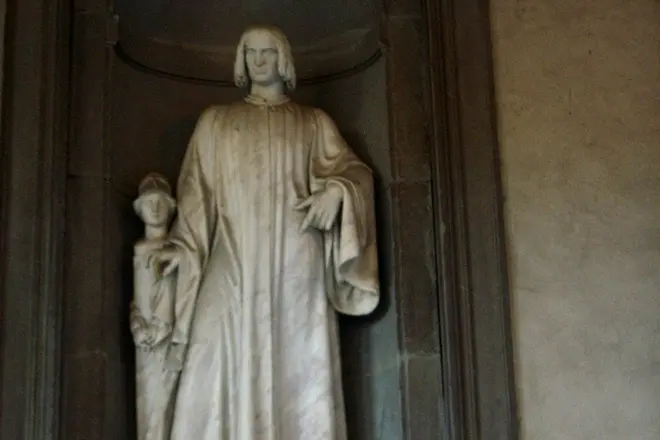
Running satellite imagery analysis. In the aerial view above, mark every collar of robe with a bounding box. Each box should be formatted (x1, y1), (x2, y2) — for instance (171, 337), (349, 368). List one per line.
(244, 93), (291, 107)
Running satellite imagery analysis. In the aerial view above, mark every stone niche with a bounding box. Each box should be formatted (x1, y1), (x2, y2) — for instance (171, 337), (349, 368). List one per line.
(114, 0), (382, 82)
(5, 0), (512, 438)
(95, 0), (403, 438)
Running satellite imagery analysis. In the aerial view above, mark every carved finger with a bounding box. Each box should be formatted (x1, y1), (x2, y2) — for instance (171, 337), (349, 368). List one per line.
(311, 204), (326, 228)
(300, 208), (316, 232)
(322, 212), (334, 231)
(162, 258), (179, 277)
(294, 195), (315, 210)
(303, 201), (323, 230)
(148, 251), (166, 269)
(315, 209), (327, 230)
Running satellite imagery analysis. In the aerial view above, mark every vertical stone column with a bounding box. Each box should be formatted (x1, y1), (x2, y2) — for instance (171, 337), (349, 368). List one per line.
(383, 1), (443, 439)
(0, 0), (69, 438)
(61, 1), (129, 439)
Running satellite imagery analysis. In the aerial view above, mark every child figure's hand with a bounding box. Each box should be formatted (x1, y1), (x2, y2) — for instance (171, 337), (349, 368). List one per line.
(130, 314), (155, 349)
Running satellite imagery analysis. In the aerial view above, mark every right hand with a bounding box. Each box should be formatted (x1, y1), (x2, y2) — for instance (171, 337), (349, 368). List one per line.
(147, 245), (182, 277)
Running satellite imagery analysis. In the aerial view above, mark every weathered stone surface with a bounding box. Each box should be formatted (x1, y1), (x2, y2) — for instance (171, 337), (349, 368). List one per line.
(385, 17), (430, 182)
(63, 176), (108, 355)
(391, 181), (439, 355)
(61, 353), (107, 440)
(402, 355), (443, 440)
(384, 0), (422, 18)
(68, 10), (109, 178)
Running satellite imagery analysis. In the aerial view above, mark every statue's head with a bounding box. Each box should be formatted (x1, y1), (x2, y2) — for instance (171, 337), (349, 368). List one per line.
(133, 173), (176, 227)
(234, 25), (296, 92)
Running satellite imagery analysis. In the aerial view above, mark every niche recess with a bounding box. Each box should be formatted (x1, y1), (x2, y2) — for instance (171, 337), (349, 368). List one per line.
(2, 0), (517, 439)
(114, 0), (382, 83)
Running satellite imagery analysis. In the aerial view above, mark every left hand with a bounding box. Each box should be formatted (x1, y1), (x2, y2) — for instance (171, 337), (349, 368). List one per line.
(295, 184), (343, 231)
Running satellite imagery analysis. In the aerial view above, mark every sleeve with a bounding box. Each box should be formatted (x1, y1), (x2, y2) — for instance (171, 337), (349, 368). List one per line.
(310, 109), (380, 316)
(168, 107), (219, 344)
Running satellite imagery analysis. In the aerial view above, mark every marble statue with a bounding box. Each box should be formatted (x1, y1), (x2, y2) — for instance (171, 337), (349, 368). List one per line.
(137, 24), (380, 440)
(131, 173), (178, 440)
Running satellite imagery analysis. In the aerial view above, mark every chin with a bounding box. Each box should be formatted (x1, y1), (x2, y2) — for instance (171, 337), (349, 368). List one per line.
(146, 219), (167, 228)
(147, 223), (165, 229)
(251, 75), (277, 85)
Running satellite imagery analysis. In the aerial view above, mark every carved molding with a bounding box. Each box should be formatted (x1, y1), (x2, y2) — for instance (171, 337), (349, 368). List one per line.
(424, 0), (519, 438)
(0, 0), (70, 438)
(115, 27), (382, 84)
(113, 42), (383, 87)
(112, 0), (382, 83)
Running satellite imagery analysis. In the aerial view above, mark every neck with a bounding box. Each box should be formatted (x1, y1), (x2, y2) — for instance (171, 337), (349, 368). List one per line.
(249, 80), (285, 103)
(145, 225), (168, 241)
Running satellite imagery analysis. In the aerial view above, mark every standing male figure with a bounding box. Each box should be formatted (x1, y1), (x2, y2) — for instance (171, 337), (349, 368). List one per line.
(150, 25), (380, 440)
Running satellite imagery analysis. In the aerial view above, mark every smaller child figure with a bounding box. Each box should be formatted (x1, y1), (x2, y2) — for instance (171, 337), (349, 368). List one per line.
(131, 172), (178, 440)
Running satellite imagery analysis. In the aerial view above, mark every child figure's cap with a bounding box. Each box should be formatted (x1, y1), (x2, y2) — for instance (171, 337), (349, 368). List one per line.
(134, 172), (176, 219)
(138, 173), (172, 198)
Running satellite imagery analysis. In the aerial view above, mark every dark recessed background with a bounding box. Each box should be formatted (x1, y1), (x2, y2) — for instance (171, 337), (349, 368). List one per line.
(115, 0), (381, 81)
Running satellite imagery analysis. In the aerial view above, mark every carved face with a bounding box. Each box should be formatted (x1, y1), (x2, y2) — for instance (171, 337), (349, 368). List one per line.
(244, 30), (280, 85)
(137, 192), (172, 227)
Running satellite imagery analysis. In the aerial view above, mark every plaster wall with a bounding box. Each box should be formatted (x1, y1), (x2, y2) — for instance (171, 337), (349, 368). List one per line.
(491, 1), (660, 438)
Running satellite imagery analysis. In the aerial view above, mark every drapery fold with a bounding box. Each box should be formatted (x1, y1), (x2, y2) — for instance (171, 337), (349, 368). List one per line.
(163, 101), (379, 440)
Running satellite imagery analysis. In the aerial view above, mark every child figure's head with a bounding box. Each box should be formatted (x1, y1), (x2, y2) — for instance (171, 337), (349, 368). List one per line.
(133, 173), (176, 227)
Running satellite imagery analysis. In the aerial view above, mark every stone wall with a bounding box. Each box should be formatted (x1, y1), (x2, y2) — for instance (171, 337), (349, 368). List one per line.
(492, 1), (660, 438)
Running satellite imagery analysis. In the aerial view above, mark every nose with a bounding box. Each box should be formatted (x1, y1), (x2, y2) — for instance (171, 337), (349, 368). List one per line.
(254, 53), (264, 66)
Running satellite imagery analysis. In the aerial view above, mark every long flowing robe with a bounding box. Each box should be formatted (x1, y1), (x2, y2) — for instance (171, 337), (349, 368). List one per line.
(167, 97), (379, 440)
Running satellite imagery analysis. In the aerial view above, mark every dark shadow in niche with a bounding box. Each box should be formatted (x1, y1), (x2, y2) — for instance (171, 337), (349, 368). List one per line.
(114, 188), (144, 439)
(338, 169), (392, 440)
(317, 69), (393, 440)
(339, 203), (392, 438)
(114, 42), (383, 88)
(154, 115), (199, 185)
(112, 0), (381, 83)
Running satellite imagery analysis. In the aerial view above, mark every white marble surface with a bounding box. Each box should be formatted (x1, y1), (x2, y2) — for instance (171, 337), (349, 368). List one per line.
(131, 173), (178, 440)
(133, 26), (380, 440)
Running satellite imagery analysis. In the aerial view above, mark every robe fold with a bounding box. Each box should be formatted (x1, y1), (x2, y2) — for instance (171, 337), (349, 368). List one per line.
(167, 98), (379, 440)
(132, 241), (178, 440)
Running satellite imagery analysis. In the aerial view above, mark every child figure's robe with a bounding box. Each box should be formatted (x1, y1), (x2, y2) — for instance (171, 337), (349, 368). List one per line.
(132, 239), (177, 440)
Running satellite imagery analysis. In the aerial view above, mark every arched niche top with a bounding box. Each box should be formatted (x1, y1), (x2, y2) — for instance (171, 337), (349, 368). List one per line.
(114, 0), (382, 83)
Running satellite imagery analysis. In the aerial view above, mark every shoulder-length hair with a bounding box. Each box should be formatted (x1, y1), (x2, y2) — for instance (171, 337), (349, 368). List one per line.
(234, 25), (297, 91)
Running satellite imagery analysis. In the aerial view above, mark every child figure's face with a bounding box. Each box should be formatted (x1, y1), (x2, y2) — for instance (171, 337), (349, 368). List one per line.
(139, 192), (172, 227)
